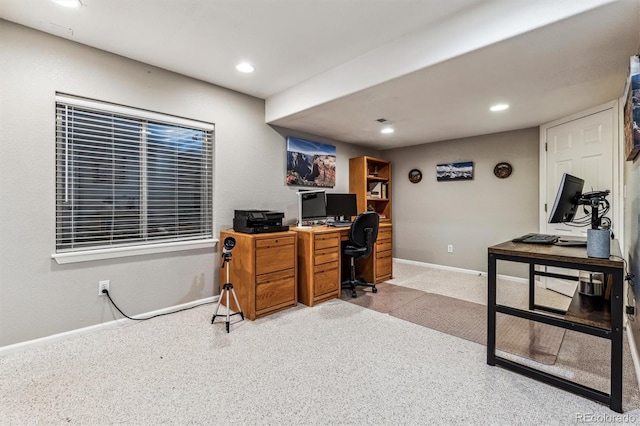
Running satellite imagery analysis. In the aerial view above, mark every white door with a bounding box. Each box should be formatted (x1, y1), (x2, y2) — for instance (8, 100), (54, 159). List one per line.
(542, 107), (615, 296)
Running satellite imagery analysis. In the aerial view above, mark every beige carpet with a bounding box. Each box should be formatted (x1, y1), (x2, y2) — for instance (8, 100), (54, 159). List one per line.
(4, 300), (638, 424)
(342, 283), (565, 365)
(341, 262), (640, 410)
(388, 292), (565, 365)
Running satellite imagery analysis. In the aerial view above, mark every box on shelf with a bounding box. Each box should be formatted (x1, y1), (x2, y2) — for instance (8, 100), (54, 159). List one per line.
(368, 182), (382, 198)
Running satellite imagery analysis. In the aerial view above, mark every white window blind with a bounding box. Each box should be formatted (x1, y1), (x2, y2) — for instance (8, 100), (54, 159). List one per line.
(55, 95), (214, 253)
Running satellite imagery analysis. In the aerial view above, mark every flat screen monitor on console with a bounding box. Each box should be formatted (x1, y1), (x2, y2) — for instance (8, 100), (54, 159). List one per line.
(548, 173), (585, 224)
(297, 190), (326, 230)
(326, 193), (357, 221)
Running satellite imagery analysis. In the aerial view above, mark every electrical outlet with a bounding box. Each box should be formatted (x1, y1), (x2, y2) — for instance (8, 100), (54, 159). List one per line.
(447, 245), (453, 253)
(98, 280), (110, 296)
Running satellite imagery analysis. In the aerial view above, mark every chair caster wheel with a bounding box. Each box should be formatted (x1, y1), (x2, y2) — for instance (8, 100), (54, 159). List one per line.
(372, 287), (377, 293)
(351, 290), (357, 298)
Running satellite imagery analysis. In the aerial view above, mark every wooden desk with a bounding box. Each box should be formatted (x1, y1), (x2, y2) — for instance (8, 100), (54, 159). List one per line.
(487, 240), (625, 412)
(219, 230), (298, 320)
(292, 223), (392, 306)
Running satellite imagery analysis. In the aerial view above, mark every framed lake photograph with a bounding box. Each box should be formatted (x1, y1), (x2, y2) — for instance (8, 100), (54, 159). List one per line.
(436, 161), (474, 181)
(286, 137), (336, 187)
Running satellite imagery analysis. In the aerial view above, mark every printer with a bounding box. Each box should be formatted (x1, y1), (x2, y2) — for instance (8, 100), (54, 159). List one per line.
(233, 210), (288, 234)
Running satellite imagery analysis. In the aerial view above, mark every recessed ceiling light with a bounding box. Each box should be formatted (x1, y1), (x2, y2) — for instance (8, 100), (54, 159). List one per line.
(490, 103), (509, 112)
(236, 62), (255, 73)
(380, 126), (394, 134)
(52, 0), (82, 7)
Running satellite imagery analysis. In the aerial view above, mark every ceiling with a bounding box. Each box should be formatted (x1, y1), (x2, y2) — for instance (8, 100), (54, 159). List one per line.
(1, 0), (639, 150)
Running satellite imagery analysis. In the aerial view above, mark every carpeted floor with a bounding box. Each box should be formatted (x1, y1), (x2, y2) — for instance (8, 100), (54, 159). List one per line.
(342, 261), (640, 409)
(388, 291), (565, 365)
(2, 297), (636, 425)
(2, 260), (640, 424)
(341, 282), (565, 364)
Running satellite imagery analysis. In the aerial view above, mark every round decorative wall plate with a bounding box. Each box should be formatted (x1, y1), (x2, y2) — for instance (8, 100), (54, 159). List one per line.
(493, 162), (512, 179)
(408, 169), (422, 183)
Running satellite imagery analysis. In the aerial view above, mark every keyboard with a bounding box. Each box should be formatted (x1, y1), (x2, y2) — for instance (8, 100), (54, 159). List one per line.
(328, 221), (352, 228)
(511, 233), (559, 244)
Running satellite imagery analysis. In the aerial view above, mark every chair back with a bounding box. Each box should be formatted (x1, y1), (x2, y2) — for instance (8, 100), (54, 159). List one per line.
(348, 212), (380, 251)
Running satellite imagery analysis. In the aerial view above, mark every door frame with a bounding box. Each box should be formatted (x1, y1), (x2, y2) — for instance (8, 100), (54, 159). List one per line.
(538, 100), (623, 250)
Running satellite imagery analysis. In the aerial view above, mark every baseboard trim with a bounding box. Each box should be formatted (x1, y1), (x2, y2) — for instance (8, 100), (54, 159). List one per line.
(393, 258), (528, 284)
(0, 296), (217, 356)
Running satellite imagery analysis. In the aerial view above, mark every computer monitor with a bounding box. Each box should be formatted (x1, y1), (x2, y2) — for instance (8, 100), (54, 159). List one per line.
(301, 190), (326, 219)
(326, 193), (357, 221)
(548, 173), (585, 224)
(296, 189), (326, 229)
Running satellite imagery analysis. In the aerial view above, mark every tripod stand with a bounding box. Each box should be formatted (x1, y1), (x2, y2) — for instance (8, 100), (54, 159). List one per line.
(211, 239), (244, 333)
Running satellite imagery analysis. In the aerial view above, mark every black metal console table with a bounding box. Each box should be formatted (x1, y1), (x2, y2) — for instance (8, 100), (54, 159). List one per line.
(487, 240), (625, 412)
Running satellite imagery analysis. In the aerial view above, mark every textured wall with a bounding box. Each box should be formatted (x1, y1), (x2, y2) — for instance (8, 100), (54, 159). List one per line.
(382, 128), (540, 276)
(0, 20), (375, 346)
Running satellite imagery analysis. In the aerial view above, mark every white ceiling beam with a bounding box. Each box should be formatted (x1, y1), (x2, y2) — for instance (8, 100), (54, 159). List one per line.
(265, 0), (616, 124)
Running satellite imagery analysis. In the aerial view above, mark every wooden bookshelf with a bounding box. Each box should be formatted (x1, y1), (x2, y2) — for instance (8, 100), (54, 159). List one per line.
(349, 156), (391, 222)
(349, 156), (392, 283)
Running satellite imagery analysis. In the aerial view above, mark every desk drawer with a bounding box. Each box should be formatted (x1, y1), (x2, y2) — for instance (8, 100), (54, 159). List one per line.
(376, 239), (392, 252)
(314, 262), (339, 297)
(256, 245), (295, 275)
(314, 247), (340, 266)
(256, 272), (296, 311)
(376, 251), (392, 278)
(314, 233), (340, 250)
(256, 236), (295, 249)
(256, 268), (294, 284)
(377, 228), (392, 241)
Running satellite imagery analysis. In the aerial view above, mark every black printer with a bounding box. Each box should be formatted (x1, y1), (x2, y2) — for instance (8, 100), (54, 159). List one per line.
(233, 210), (288, 234)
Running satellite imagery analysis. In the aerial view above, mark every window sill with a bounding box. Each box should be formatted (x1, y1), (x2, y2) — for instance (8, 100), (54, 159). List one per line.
(51, 239), (218, 264)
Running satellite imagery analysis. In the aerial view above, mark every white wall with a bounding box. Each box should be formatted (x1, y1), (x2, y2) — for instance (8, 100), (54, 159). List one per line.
(0, 20), (375, 347)
(383, 128), (540, 276)
(624, 107), (640, 346)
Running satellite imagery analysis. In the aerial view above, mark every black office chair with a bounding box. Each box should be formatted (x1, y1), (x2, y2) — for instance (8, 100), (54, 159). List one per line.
(341, 211), (380, 298)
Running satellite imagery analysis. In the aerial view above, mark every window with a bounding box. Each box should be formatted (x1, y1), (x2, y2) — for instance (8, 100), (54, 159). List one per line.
(55, 95), (214, 256)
